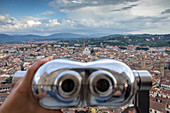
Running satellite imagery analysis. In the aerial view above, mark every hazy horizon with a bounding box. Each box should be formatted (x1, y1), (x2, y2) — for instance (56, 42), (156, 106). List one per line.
(1, 32), (170, 37)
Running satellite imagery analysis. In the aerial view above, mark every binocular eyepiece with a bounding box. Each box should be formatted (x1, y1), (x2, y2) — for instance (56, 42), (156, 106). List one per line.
(53, 70), (82, 99)
(88, 70), (117, 97)
(13, 58), (152, 112)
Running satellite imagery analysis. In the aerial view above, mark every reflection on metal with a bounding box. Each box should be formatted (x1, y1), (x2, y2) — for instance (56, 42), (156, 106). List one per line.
(12, 58), (152, 113)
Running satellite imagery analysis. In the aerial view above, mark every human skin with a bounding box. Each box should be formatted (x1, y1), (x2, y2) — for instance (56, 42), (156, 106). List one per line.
(0, 57), (62, 113)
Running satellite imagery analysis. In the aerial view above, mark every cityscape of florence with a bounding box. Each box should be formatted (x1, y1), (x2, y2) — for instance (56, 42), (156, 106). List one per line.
(0, 0), (170, 113)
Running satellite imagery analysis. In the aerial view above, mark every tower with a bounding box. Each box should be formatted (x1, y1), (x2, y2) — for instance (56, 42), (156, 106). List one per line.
(20, 57), (24, 71)
(83, 41), (85, 48)
(100, 42), (103, 48)
(160, 52), (164, 77)
(141, 54), (146, 70)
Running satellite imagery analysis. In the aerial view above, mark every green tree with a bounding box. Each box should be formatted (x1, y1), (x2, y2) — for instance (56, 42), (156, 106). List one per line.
(5, 76), (13, 84)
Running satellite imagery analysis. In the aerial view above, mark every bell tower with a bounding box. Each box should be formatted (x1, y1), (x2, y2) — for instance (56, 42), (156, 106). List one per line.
(141, 54), (146, 70)
(160, 52), (164, 77)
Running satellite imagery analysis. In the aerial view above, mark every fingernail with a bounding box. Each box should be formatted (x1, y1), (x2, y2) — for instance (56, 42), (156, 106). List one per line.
(47, 56), (53, 61)
(49, 56), (53, 60)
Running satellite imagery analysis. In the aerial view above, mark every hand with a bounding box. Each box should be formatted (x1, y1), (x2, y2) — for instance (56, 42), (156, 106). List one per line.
(0, 57), (62, 113)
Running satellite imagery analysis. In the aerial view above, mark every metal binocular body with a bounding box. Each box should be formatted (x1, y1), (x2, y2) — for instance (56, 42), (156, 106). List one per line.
(12, 59), (152, 113)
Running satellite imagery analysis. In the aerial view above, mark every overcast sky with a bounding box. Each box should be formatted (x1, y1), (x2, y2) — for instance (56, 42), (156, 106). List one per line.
(0, 0), (170, 35)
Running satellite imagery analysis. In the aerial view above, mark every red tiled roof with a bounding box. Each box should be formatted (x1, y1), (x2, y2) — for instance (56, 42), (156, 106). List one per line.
(0, 77), (7, 82)
(150, 96), (170, 112)
(0, 83), (12, 87)
(150, 100), (165, 112)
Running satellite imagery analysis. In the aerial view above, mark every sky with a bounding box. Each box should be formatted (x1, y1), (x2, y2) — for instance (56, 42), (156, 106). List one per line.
(0, 0), (170, 35)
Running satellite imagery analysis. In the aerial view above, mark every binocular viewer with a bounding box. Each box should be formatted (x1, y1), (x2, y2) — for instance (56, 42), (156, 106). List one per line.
(12, 59), (152, 113)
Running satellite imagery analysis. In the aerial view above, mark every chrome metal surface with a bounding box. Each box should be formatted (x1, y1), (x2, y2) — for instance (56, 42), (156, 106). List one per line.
(12, 58), (152, 111)
(31, 58), (135, 109)
(133, 70), (152, 91)
(53, 70), (82, 99)
(88, 70), (117, 97)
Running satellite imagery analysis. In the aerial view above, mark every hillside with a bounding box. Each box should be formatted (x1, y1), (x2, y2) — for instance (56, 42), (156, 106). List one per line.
(0, 33), (170, 47)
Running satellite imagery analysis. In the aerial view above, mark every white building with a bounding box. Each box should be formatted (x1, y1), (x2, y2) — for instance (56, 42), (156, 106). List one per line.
(83, 47), (91, 55)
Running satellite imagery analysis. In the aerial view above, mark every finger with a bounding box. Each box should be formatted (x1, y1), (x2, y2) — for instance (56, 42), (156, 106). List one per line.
(24, 56), (53, 85)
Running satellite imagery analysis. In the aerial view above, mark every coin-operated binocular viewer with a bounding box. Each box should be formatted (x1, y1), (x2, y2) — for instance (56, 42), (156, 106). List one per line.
(12, 59), (152, 113)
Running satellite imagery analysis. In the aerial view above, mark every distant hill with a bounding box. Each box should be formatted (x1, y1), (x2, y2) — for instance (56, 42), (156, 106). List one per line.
(48, 33), (85, 39)
(0, 33), (89, 43)
(90, 34), (170, 47)
(0, 33), (170, 47)
(0, 34), (14, 43)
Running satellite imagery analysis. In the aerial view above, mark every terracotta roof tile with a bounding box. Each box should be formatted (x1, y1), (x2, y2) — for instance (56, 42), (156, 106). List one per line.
(150, 97), (170, 112)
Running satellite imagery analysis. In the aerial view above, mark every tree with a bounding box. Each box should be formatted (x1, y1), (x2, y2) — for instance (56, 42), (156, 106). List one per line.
(4, 76), (13, 84)
(119, 46), (127, 50)
(136, 47), (149, 51)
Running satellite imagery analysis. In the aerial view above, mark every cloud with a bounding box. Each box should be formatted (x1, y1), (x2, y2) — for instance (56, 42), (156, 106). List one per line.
(0, 0), (170, 35)
(131, 0), (170, 17)
(27, 20), (41, 27)
(111, 4), (138, 12)
(0, 14), (17, 25)
(49, 0), (138, 10)
(41, 11), (55, 15)
(161, 9), (170, 14)
(0, 15), (42, 32)
(0, 14), (78, 34)
(48, 0), (170, 34)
